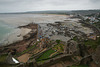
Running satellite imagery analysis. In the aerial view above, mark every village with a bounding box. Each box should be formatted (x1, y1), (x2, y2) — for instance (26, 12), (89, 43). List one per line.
(0, 14), (100, 67)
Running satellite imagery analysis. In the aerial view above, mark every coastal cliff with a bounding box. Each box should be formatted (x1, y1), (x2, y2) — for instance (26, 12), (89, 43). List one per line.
(0, 16), (100, 67)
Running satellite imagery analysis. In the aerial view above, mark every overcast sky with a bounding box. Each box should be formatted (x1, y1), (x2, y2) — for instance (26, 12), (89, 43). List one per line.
(0, 0), (100, 13)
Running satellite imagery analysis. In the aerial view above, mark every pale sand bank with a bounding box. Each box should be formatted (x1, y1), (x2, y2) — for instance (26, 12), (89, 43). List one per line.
(0, 14), (68, 27)
(2, 28), (31, 45)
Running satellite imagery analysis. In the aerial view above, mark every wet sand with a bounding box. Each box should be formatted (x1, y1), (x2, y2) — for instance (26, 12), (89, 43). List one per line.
(0, 14), (68, 26)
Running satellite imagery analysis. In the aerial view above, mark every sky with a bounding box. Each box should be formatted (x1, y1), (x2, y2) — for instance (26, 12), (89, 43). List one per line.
(0, 0), (100, 13)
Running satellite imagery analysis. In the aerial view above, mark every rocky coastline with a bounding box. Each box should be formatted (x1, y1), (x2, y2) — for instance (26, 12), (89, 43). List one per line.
(0, 15), (100, 67)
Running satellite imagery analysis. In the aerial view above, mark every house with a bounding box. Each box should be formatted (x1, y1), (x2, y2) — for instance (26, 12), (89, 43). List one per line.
(88, 35), (97, 40)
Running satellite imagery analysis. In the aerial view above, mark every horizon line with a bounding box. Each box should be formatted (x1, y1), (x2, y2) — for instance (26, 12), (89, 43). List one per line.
(0, 9), (100, 14)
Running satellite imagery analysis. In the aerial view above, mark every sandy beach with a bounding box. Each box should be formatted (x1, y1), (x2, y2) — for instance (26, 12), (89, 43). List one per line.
(0, 14), (68, 45)
(0, 14), (94, 45)
(0, 14), (67, 27)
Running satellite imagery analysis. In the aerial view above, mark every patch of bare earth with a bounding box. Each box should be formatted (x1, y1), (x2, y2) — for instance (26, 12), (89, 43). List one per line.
(17, 53), (32, 63)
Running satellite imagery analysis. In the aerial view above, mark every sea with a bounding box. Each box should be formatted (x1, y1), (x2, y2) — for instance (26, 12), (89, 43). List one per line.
(0, 14), (66, 46)
(0, 20), (14, 44)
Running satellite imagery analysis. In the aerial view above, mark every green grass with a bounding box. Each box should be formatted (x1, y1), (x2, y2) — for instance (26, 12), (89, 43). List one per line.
(71, 65), (88, 67)
(36, 40), (65, 63)
(36, 43), (64, 62)
(0, 54), (8, 63)
(16, 45), (35, 56)
(37, 49), (55, 61)
(36, 49), (56, 61)
(16, 42), (39, 56)
(37, 52), (60, 63)
(53, 44), (64, 53)
(72, 36), (100, 49)
(84, 37), (100, 49)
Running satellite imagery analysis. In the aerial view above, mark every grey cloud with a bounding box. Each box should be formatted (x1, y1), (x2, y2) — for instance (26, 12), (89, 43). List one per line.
(90, 0), (100, 2)
(0, 0), (100, 13)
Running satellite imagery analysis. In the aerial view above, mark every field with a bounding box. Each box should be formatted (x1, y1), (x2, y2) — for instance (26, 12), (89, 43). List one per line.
(36, 43), (64, 62)
(73, 36), (100, 49)
(84, 37), (100, 49)
(0, 54), (8, 63)
(37, 49), (55, 61)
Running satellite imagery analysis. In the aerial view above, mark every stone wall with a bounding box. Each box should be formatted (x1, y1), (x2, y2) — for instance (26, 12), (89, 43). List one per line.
(17, 54), (72, 67)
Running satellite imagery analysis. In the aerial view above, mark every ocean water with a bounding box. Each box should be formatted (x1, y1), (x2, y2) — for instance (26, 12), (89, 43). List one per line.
(0, 14), (67, 45)
(0, 20), (14, 44)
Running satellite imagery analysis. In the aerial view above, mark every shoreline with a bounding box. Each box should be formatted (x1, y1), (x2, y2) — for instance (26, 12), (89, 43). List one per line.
(0, 14), (96, 47)
(0, 14), (97, 51)
(0, 14), (68, 46)
(0, 15), (100, 67)
(2, 28), (31, 45)
(0, 24), (33, 47)
(0, 23), (38, 48)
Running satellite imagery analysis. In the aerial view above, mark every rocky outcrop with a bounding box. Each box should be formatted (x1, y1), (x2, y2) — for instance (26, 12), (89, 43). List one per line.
(64, 40), (89, 56)
(78, 44), (89, 57)
(64, 40), (79, 55)
(80, 55), (92, 65)
(18, 23), (37, 30)
(6, 53), (16, 64)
